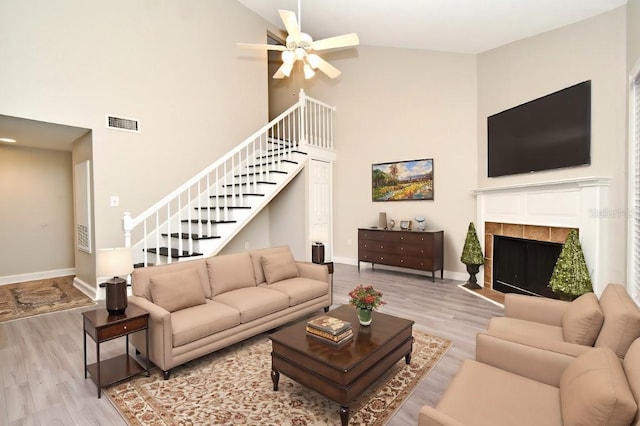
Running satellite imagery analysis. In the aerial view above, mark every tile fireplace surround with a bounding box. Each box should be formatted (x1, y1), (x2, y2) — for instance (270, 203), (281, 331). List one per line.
(474, 177), (611, 296)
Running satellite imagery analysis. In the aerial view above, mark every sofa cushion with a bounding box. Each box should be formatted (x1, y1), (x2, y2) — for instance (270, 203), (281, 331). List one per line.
(261, 250), (299, 285)
(594, 283), (640, 357)
(561, 292), (604, 346)
(206, 252), (256, 297)
(250, 246), (291, 285)
(149, 269), (206, 313)
(560, 347), (637, 426)
(489, 317), (565, 343)
(171, 301), (241, 347)
(267, 277), (328, 306)
(435, 359), (563, 426)
(132, 258), (210, 300)
(212, 287), (289, 323)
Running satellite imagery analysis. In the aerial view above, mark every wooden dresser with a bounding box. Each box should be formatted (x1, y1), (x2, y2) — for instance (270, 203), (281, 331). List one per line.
(358, 228), (444, 281)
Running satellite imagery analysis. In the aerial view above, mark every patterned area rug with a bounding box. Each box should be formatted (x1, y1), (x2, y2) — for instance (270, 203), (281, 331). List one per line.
(106, 330), (451, 425)
(0, 276), (95, 323)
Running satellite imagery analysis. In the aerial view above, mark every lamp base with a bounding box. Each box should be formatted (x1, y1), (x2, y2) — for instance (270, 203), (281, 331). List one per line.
(105, 278), (128, 315)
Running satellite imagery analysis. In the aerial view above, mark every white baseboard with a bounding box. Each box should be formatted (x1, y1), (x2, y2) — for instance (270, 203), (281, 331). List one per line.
(0, 268), (76, 286)
(331, 256), (468, 281)
(74, 277), (98, 300)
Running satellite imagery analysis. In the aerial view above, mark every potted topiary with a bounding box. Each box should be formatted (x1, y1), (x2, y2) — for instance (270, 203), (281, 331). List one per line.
(461, 222), (484, 289)
(548, 229), (593, 300)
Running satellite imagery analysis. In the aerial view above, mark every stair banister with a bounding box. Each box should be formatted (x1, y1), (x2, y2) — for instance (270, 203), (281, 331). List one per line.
(122, 89), (334, 265)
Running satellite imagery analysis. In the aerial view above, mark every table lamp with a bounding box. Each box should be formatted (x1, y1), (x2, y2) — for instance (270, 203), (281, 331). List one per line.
(97, 247), (133, 315)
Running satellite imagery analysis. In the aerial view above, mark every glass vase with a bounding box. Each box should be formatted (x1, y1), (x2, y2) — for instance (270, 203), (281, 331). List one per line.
(357, 307), (373, 326)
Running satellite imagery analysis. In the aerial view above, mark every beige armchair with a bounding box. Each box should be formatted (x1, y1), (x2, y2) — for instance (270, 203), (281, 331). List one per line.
(486, 283), (640, 360)
(418, 337), (640, 426)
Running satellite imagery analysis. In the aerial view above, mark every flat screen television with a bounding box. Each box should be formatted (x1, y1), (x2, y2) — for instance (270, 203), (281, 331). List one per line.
(487, 80), (591, 177)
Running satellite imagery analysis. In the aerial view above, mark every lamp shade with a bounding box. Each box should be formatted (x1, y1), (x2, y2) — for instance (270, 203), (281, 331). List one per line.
(97, 247), (133, 278)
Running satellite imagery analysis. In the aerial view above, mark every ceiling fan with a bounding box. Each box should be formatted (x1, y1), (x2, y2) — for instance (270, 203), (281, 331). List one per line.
(238, 6), (359, 80)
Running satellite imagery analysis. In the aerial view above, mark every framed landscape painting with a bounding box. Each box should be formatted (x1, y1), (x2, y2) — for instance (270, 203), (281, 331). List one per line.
(372, 158), (434, 201)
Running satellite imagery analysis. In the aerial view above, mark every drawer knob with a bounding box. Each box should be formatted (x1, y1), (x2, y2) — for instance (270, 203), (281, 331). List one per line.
(124, 326), (127, 330)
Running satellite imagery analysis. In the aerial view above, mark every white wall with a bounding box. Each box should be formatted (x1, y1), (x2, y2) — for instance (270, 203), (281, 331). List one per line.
(290, 46), (479, 276)
(628, 0), (640, 70)
(0, 146), (74, 277)
(0, 0), (272, 285)
(477, 7), (628, 284)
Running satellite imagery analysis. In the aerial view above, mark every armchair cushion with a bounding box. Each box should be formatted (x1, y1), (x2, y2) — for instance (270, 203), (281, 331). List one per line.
(149, 268), (206, 313)
(561, 292), (604, 345)
(594, 283), (640, 357)
(560, 347), (637, 426)
(261, 250), (299, 284)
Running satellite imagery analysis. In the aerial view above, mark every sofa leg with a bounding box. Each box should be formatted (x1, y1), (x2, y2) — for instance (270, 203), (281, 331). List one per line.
(163, 370), (171, 380)
(324, 306), (330, 313)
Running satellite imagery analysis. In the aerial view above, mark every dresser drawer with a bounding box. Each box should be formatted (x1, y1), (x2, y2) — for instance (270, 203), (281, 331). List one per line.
(97, 316), (147, 341)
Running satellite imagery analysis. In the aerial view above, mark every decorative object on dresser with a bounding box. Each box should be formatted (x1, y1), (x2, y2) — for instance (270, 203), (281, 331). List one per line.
(460, 222), (484, 290)
(372, 158), (434, 201)
(415, 216), (426, 231)
(400, 220), (411, 230)
(96, 247), (133, 315)
(548, 229), (593, 300)
(388, 219), (396, 230)
(378, 212), (388, 229)
(358, 228), (444, 282)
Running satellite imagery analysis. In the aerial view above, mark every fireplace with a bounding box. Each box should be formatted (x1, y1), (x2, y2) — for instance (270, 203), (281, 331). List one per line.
(492, 235), (562, 298)
(475, 177), (611, 296)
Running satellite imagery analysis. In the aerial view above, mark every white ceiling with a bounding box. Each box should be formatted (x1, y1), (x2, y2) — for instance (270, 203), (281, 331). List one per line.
(237, 0), (627, 53)
(1, 0), (628, 152)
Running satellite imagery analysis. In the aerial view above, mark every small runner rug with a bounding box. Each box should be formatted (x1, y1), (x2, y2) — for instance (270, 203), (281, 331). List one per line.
(0, 275), (95, 323)
(106, 330), (451, 425)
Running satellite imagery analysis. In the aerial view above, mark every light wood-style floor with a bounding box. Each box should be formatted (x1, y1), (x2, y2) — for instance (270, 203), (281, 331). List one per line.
(0, 264), (504, 425)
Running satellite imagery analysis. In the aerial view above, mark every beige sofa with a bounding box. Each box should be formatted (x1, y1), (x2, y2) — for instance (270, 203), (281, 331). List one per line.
(128, 246), (332, 379)
(418, 336), (640, 426)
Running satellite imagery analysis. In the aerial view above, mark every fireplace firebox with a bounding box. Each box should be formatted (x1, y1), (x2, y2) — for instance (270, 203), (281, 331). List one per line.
(493, 235), (562, 299)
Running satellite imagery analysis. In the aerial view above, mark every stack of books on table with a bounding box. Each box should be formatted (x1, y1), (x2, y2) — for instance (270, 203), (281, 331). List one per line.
(306, 315), (353, 347)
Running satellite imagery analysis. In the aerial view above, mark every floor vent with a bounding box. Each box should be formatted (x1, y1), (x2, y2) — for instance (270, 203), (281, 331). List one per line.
(106, 115), (140, 132)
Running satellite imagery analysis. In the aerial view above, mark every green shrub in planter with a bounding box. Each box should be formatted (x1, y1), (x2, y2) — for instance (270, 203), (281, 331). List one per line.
(548, 229), (593, 299)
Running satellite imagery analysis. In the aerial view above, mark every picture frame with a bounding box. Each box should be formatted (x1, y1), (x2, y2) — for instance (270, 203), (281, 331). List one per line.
(400, 220), (411, 230)
(372, 158), (434, 201)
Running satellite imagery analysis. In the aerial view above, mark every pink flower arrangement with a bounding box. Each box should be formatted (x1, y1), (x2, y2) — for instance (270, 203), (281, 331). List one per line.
(348, 285), (386, 310)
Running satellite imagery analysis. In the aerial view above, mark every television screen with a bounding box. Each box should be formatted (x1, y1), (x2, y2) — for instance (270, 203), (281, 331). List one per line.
(487, 80), (591, 177)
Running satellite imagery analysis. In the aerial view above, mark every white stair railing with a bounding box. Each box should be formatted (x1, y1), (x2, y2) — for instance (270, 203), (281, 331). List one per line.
(122, 89), (335, 266)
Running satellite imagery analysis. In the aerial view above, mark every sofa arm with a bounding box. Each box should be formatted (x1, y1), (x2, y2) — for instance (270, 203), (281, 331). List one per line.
(418, 406), (466, 426)
(476, 333), (577, 387)
(504, 293), (569, 326)
(128, 295), (173, 371)
(296, 261), (330, 284)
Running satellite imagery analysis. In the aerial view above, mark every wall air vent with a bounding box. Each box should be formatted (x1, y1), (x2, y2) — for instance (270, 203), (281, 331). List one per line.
(106, 115), (140, 133)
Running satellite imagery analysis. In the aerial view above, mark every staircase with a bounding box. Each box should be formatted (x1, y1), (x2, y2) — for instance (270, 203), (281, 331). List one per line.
(123, 90), (335, 266)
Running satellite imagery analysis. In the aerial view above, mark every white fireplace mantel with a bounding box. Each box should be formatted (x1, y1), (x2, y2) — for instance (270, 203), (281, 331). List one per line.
(474, 176), (612, 295)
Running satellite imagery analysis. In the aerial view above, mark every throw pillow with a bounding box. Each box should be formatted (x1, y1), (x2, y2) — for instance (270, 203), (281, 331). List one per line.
(560, 347), (637, 426)
(561, 292), (604, 346)
(149, 268), (206, 313)
(206, 252), (256, 296)
(261, 251), (299, 285)
(594, 283), (640, 357)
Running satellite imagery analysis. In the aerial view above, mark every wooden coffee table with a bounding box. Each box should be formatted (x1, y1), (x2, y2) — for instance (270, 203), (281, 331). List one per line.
(269, 305), (414, 425)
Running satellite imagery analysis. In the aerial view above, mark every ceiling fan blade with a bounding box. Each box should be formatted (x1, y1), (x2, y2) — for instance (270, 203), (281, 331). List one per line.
(312, 33), (360, 51)
(237, 43), (286, 51)
(308, 54), (341, 79)
(279, 10), (301, 41)
(272, 62), (293, 79)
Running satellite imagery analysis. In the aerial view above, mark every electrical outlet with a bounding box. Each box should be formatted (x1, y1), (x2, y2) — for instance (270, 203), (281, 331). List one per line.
(110, 196), (120, 207)
(347, 239), (352, 246)
(244, 241), (250, 250)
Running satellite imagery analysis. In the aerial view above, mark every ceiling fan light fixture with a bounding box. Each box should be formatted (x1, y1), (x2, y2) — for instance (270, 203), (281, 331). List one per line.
(282, 50), (295, 65)
(294, 47), (306, 61)
(307, 53), (321, 69)
(281, 61), (294, 77)
(303, 63), (315, 79)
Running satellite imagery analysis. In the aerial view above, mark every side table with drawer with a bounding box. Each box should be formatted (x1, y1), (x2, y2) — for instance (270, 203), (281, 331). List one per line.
(82, 305), (150, 398)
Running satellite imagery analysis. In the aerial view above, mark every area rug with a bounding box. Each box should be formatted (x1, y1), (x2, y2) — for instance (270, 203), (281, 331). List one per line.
(106, 330), (451, 425)
(0, 276), (95, 323)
